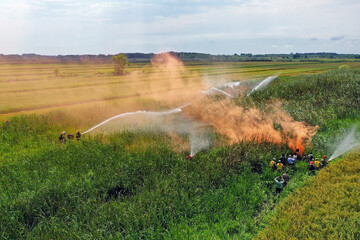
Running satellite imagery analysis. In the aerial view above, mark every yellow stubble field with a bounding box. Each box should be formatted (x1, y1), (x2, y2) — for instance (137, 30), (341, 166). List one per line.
(1, 60), (360, 127)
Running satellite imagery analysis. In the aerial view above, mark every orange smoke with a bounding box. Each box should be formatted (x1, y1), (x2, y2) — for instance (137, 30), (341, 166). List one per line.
(148, 53), (318, 153)
(183, 99), (317, 155)
(124, 52), (204, 106)
(126, 53), (319, 153)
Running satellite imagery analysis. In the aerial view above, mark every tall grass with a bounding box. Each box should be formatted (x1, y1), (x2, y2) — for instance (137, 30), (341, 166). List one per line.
(249, 69), (360, 126)
(248, 69), (360, 154)
(0, 115), (291, 239)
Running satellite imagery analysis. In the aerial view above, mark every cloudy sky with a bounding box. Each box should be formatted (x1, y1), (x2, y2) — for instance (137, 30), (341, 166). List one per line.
(0, 0), (359, 54)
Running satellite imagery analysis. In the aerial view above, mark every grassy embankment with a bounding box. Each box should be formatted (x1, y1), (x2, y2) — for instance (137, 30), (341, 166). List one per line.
(0, 67), (359, 239)
(257, 149), (360, 240)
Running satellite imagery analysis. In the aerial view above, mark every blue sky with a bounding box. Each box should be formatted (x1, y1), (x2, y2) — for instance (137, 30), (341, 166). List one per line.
(0, 0), (359, 54)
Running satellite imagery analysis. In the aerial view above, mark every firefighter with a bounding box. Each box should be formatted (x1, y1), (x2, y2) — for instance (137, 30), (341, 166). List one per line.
(309, 160), (315, 175)
(294, 148), (300, 160)
(282, 171), (290, 187)
(59, 132), (64, 143)
(270, 158), (277, 170)
(274, 176), (285, 194)
(76, 131), (81, 141)
(321, 155), (328, 168)
(67, 133), (74, 140)
(277, 160), (284, 172)
(314, 158), (320, 170)
(288, 154), (295, 167)
(280, 153), (287, 165)
(62, 131), (66, 143)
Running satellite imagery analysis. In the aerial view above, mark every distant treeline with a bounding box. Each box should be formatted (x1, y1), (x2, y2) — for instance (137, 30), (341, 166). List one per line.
(0, 51), (359, 64)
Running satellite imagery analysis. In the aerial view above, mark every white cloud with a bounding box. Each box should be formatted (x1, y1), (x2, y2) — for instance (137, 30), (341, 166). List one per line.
(0, 0), (359, 54)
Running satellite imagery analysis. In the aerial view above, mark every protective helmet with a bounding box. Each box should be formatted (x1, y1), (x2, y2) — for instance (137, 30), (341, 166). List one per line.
(186, 156), (189, 159)
(273, 158), (276, 160)
(78, 130), (80, 133)
(278, 160), (281, 163)
(323, 155), (327, 159)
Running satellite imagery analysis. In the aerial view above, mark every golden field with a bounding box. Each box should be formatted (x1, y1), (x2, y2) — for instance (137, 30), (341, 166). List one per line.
(1, 60), (360, 119)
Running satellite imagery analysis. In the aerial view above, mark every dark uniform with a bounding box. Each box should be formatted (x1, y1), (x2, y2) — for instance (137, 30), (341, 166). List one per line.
(280, 154), (287, 165)
(59, 133), (64, 143)
(309, 161), (315, 175)
(67, 134), (74, 140)
(76, 131), (81, 141)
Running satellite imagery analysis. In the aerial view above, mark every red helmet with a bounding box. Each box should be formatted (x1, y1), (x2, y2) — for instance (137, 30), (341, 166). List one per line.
(186, 156), (189, 159)
(77, 130), (80, 133)
(323, 155), (327, 159)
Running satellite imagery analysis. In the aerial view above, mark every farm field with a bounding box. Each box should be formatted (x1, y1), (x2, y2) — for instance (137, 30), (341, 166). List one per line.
(0, 59), (359, 239)
(1, 60), (360, 122)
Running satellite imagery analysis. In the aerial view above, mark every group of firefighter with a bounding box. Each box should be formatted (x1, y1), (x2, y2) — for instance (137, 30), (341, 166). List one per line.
(59, 130), (81, 143)
(271, 150), (328, 194)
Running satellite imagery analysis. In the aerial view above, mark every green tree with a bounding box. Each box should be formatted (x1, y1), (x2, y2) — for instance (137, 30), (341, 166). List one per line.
(112, 54), (129, 75)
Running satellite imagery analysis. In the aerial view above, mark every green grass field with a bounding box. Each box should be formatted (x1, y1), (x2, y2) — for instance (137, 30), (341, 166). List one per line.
(0, 61), (359, 239)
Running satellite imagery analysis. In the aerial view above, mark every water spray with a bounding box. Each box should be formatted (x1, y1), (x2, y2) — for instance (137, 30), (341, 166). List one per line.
(201, 87), (233, 98)
(221, 81), (241, 89)
(247, 75), (279, 96)
(82, 104), (191, 134)
(328, 127), (358, 161)
(190, 128), (212, 157)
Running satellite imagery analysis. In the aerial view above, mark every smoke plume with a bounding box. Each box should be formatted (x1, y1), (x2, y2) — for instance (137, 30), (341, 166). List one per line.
(183, 99), (317, 155)
(52, 52), (318, 155)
